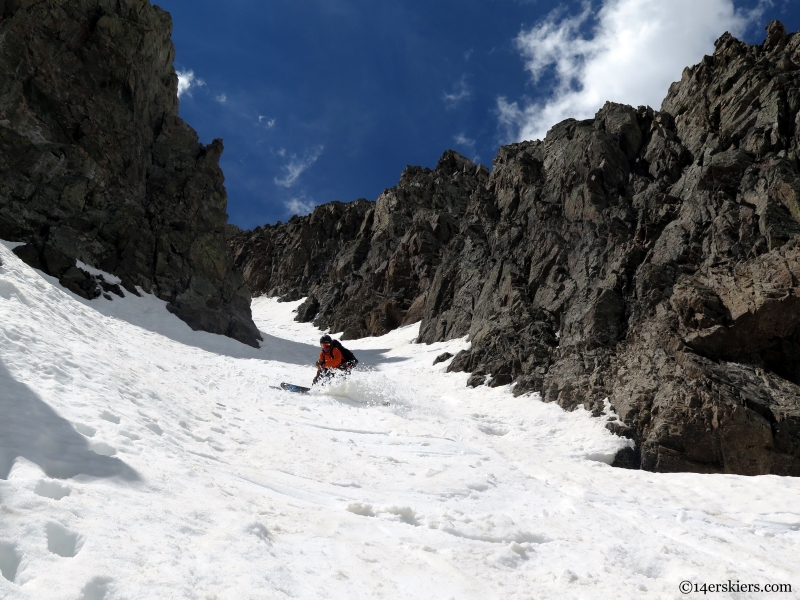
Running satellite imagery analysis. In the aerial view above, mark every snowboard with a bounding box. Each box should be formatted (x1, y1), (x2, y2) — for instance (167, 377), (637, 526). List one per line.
(281, 382), (310, 393)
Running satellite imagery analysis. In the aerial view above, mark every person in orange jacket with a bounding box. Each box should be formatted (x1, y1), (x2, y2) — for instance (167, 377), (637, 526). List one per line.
(313, 335), (358, 385)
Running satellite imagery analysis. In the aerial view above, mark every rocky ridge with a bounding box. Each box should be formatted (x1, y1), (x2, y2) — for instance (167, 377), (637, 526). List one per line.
(0, 0), (260, 346)
(230, 22), (800, 475)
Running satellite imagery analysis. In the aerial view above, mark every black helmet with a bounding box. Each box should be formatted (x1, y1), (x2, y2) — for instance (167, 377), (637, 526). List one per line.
(320, 335), (332, 344)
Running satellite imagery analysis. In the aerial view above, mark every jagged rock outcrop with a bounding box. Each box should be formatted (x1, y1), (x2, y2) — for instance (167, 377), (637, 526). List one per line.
(0, 0), (260, 346)
(230, 22), (800, 475)
(229, 151), (488, 339)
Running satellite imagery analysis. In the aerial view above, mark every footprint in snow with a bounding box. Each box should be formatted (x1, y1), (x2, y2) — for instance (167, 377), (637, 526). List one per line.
(466, 482), (491, 492)
(34, 479), (71, 500)
(80, 576), (113, 600)
(477, 423), (509, 436)
(89, 442), (116, 457)
(144, 422), (163, 436)
(99, 411), (120, 424)
(118, 430), (140, 441)
(248, 522), (272, 544)
(46, 522), (83, 558)
(74, 423), (96, 437)
(0, 542), (21, 583)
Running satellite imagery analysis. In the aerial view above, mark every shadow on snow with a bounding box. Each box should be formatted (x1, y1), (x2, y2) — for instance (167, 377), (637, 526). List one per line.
(0, 359), (139, 481)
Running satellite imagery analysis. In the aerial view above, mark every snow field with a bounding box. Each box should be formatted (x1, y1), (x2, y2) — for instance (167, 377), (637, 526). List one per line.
(0, 241), (799, 599)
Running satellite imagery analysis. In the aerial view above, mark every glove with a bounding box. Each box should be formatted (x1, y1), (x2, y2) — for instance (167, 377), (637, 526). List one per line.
(316, 359), (325, 368)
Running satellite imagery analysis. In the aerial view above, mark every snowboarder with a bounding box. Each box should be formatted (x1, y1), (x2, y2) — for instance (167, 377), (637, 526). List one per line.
(313, 334), (358, 385)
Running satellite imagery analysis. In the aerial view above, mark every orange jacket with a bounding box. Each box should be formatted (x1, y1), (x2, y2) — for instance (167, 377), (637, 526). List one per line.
(318, 347), (344, 370)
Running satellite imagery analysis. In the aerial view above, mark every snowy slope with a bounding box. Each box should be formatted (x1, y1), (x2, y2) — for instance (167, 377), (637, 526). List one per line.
(0, 240), (799, 600)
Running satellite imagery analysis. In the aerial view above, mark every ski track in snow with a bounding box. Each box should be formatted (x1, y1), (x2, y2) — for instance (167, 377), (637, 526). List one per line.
(0, 240), (799, 599)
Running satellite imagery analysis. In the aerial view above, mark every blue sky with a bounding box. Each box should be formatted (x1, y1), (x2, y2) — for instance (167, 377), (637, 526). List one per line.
(155, 0), (799, 229)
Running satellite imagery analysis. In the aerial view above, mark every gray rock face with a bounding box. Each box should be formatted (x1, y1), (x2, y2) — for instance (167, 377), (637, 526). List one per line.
(229, 150), (487, 339)
(230, 22), (800, 475)
(0, 0), (260, 347)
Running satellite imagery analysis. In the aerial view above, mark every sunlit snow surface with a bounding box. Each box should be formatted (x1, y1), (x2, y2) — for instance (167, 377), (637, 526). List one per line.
(1, 241), (799, 600)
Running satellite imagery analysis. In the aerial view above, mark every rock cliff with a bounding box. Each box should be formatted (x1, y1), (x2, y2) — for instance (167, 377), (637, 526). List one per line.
(0, 0), (261, 347)
(230, 22), (800, 475)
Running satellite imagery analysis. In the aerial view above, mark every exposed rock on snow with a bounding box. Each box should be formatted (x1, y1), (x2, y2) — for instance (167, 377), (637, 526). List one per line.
(230, 22), (800, 476)
(0, 0), (260, 347)
(433, 352), (453, 366)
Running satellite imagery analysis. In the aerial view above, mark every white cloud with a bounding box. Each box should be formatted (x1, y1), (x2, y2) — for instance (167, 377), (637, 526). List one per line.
(453, 133), (476, 149)
(215, 93), (227, 103)
(500, 0), (763, 141)
(274, 146), (324, 188)
(259, 116), (276, 128)
(176, 69), (205, 98)
(443, 77), (471, 108)
(285, 196), (316, 216)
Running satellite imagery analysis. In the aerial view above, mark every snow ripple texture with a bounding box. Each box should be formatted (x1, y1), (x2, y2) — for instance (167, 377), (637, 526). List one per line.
(0, 241), (799, 599)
